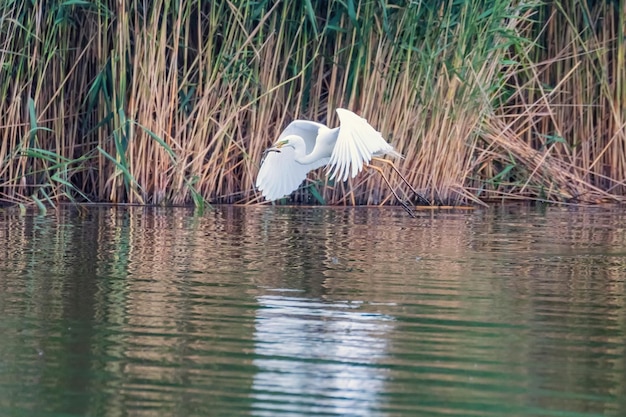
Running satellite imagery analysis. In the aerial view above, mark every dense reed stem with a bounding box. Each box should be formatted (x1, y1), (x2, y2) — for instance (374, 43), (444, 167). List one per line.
(0, 0), (624, 207)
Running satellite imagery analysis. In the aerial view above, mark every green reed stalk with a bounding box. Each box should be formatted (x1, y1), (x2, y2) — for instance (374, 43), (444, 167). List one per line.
(0, 0), (624, 207)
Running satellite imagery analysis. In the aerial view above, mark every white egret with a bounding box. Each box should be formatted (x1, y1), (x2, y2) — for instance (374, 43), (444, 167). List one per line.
(256, 108), (425, 210)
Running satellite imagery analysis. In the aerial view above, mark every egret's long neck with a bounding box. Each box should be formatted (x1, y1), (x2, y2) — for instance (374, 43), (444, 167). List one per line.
(295, 126), (336, 166)
(282, 136), (316, 165)
(288, 135), (318, 165)
(296, 151), (320, 165)
(284, 136), (306, 155)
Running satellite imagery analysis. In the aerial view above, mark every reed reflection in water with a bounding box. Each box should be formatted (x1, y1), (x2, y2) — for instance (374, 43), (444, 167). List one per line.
(0, 205), (625, 417)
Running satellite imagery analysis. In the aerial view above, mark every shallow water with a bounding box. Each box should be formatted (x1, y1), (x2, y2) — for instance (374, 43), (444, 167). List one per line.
(0, 205), (625, 416)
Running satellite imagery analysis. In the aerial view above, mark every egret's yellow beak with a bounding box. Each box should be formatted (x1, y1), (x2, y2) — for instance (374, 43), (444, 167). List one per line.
(263, 139), (289, 155)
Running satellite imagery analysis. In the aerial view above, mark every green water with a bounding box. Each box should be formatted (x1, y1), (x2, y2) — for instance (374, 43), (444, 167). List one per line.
(0, 205), (625, 417)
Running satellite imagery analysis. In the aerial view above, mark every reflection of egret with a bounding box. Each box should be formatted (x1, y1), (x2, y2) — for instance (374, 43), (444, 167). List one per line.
(256, 108), (427, 212)
(251, 295), (394, 415)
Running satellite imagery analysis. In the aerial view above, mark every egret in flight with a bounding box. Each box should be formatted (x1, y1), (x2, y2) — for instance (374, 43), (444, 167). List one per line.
(255, 108), (426, 210)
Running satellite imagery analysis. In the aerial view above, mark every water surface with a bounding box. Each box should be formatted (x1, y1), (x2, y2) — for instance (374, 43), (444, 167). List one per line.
(0, 205), (625, 416)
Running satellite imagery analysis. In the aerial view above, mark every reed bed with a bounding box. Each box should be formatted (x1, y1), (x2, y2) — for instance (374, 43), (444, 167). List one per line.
(0, 0), (624, 207)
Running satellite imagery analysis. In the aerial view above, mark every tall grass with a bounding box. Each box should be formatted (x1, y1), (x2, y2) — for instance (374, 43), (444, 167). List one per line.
(475, 0), (626, 202)
(0, 0), (623, 207)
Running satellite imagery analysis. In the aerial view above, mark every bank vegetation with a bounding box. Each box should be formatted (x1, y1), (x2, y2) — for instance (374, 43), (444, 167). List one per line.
(0, 0), (624, 208)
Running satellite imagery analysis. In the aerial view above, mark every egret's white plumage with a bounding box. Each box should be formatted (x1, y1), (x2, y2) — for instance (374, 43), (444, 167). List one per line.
(256, 108), (399, 201)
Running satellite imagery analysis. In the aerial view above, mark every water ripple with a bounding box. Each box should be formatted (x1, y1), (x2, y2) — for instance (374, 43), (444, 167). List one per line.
(1, 206), (625, 416)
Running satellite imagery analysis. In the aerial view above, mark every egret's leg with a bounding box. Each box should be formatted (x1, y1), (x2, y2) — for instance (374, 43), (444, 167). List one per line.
(364, 163), (416, 218)
(371, 157), (430, 205)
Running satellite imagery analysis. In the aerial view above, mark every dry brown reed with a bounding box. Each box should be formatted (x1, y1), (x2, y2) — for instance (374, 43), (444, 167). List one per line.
(0, 0), (624, 208)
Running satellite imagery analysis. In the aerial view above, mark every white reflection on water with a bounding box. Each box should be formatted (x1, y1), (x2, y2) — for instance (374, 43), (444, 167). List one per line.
(251, 295), (394, 416)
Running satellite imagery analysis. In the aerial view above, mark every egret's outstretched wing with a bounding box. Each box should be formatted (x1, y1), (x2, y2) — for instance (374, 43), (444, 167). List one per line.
(277, 120), (326, 154)
(256, 146), (328, 201)
(327, 108), (395, 182)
